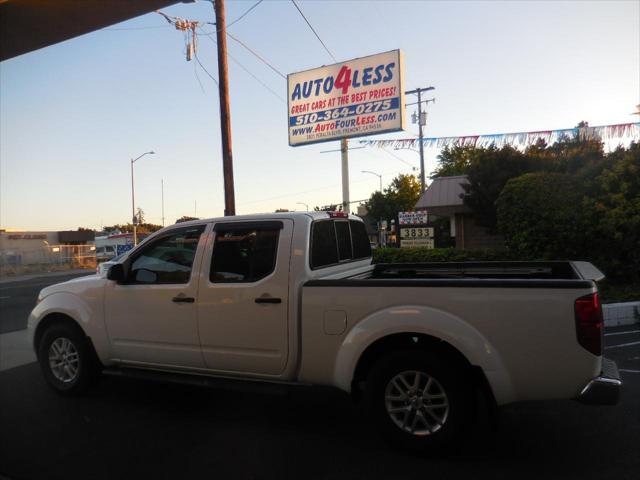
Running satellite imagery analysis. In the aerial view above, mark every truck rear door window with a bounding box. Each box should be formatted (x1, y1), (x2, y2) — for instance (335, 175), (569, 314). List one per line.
(311, 221), (338, 268)
(350, 220), (372, 259)
(211, 227), (280, 283)
(310, 219), (371, 269)
(335, 221), (353, 260)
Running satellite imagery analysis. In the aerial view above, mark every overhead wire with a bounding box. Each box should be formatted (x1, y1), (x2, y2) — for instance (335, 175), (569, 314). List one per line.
(194, 52), (219, 86)
(290, 0), (336, 63)
(379, 147), (419, 170)
(193, 58), (206, 93)
(226, 0), (264, 29)
(224, 31), (287, 79)
(198, 30), (285, 103)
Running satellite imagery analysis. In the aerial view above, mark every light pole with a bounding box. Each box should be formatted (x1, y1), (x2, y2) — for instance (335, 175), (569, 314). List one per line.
(131, 151), (155, 246)
(296, 202), (309, 211)
(362, 170), (383, 192)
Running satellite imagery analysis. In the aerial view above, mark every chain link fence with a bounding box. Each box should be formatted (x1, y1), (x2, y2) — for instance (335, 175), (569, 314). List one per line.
(0, 245), (96, 276)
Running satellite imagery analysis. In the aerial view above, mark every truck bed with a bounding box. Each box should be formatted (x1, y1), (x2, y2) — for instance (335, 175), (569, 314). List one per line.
(307, 261), (596, 289)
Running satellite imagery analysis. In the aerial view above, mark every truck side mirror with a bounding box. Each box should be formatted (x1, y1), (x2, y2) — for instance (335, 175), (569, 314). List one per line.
(107, 263), (125, 283)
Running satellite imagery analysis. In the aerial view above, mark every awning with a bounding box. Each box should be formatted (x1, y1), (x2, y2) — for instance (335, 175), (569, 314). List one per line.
(0, 0), (180, 61)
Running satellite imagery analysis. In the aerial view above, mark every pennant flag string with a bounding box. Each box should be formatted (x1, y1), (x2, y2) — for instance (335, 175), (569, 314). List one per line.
(359, 122), (640, 150)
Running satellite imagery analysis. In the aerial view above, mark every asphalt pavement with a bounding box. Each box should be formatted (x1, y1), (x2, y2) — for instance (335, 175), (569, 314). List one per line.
(0, 276), (638, 480)
(0, 271), (92, 333)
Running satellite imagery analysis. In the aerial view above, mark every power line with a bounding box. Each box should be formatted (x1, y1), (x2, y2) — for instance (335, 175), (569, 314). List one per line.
(379, 147), (419, 170)
(225, 31), (287, 79)
(237, 168), (408, 207)
(227, 51), (285, 103)
(227, 0), (264, 29)
(193, 59), (206, 93)
(198, 30), (285, 103)
(194, 52), (219, 86)
(290, 0), (336, 63)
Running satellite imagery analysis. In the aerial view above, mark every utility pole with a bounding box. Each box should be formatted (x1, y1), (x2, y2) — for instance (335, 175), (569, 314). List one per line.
(161, 179), (165, 227)
(405, 86), (435, 193)
(213, 0), (235, 216)
(341, 138), (349, 212)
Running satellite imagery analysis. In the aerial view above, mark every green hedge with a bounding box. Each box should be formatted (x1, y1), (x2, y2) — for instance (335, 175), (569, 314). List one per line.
(372, 247), (523, 264)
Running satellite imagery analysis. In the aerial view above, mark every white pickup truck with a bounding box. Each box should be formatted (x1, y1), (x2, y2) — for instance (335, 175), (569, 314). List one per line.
(29, 211), (621, 452)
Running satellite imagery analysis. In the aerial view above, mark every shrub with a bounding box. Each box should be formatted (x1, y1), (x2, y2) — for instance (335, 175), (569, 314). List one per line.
(496, 172), (589, 260)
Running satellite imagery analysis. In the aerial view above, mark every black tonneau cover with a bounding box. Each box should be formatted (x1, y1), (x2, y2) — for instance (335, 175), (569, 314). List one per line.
(305, 261), (596, 289)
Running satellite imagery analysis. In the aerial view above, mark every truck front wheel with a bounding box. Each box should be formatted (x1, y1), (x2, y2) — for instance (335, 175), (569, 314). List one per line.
(38, 323), (101, 395)
(364, 350), (474, 454)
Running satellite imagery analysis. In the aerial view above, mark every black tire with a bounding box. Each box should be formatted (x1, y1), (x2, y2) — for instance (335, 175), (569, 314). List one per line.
(364, 350), (474, 454)
(37, 323), (101, 395)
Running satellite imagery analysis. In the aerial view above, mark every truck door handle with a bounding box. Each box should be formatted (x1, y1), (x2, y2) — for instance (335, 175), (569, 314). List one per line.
(172, 296), (195, 303)
(255, 297), (281, 304)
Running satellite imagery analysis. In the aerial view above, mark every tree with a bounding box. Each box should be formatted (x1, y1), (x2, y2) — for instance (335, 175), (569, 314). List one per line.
(103, 222), (163, 233)
(431, 123), (608, 233)
(365, 174), (421, 225)
(496, 172), (589, 259)
(175, 216), (199, 224)
(431, 145), (476, 178)
(584, 142), (640, 281)
(314, 204), (342, 212)
(461, 145), (531, 232)
(136, 208), (145, 225)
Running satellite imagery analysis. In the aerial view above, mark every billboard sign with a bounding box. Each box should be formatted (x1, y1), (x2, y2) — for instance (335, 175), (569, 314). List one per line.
(398, 211), (428, 225)
(288, 50), (405, 146)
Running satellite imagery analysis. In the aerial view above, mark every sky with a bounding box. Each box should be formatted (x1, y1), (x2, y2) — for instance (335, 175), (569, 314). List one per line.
(1, 0), (638, 231)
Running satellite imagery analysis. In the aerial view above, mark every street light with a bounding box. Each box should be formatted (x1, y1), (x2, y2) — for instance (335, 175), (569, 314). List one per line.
(361, 170), (383, 192)
(296, 202), (309, 211)
(131, 151), (155, 246)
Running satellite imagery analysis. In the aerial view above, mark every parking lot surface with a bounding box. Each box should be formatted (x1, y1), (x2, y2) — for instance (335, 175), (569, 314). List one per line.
(0, 276), (638, 480)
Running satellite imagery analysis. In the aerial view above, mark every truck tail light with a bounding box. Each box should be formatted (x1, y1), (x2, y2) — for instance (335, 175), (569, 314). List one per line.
(574, 293), (603, 356)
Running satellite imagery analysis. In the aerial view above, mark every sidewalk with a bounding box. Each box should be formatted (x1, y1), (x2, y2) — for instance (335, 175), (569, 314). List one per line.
(0, 268), (94, 285)
(0, 328), (35, 372)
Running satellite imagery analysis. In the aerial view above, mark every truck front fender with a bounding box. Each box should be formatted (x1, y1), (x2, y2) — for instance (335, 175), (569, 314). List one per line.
(29, 292), (112, 364)
(333, 305), (516, 405)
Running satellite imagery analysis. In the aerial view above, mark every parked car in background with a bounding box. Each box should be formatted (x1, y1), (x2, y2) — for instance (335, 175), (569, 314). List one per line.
(96, 253), (125, 276)
(95, 245), (117, 262)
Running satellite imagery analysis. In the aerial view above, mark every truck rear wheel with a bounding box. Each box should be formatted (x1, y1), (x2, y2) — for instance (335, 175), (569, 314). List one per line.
(38, 323), (101, 395)
(364, 350), (474, 454)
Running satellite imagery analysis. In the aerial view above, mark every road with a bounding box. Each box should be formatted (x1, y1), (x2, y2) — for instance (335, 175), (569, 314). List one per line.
(0, 272), (92, 334)
(0, 276), (638, 480)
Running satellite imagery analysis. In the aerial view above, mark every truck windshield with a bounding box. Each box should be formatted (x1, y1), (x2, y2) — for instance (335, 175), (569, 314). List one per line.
(310, 219), (371, 269)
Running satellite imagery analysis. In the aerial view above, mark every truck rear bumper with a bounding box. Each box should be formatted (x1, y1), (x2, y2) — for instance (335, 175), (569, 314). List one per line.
(576, 358), (622, 406)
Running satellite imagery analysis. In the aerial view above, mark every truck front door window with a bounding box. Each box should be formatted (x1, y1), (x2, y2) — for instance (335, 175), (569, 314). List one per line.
(210, 228), (280, 283)
(128, 226), (204, 284)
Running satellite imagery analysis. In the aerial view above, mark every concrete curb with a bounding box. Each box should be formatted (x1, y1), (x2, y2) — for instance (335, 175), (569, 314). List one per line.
(603, 301), (640, 327)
